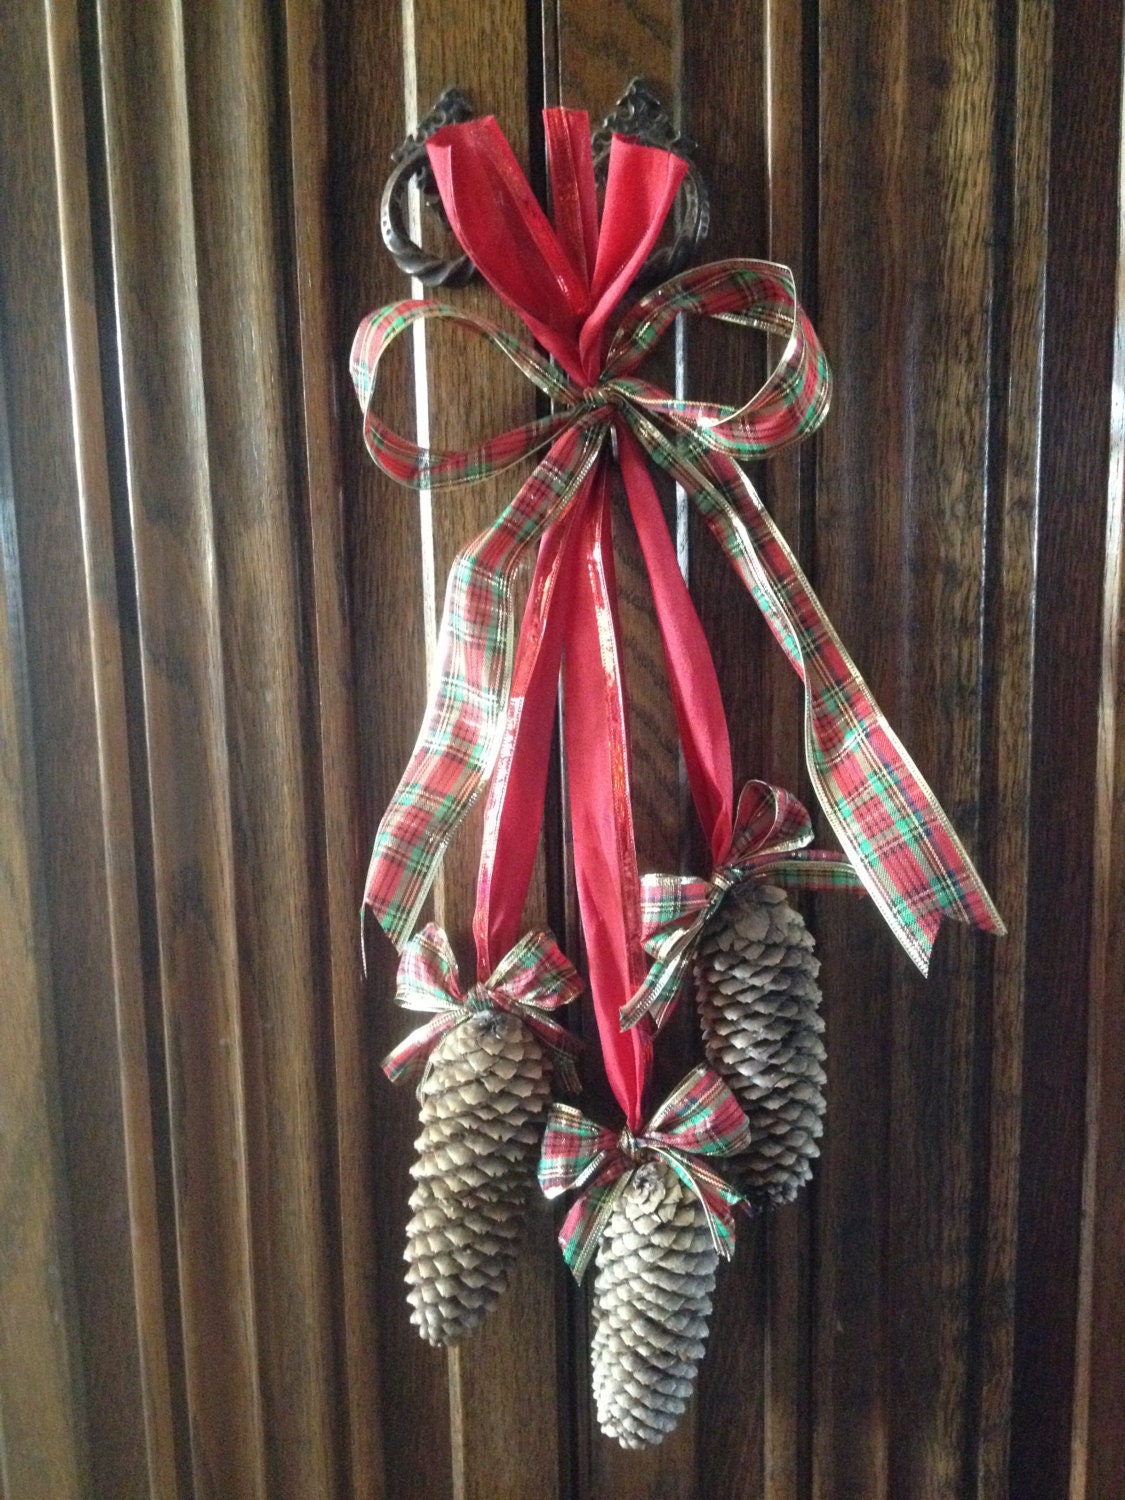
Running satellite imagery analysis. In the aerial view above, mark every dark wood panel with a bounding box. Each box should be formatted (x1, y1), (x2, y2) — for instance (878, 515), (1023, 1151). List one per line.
(0, 1), (178, 1494)
(815, 1), (1003, 1494)
(1014, 1), (1125, 1495)
(0, 308), (90, 1500)
(181, 1), (344, 1494)
(0, 1), (1122, 1495)
(96, 0), (269, 1492)
(814, 7), (909, 1495)
(968, 4), (1050, 1494)
(326, 1), (447, 1495)
(282, 2), (387, 1495)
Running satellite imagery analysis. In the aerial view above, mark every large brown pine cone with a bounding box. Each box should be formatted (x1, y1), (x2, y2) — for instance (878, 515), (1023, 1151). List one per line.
(404, 1008), (550, 1345)
(694, 882), (826, 1209)
(590, 1159), (718, 1449)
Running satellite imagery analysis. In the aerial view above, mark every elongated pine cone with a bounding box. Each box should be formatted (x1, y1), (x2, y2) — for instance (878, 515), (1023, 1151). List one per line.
(590, 1159), (718, 1448)
(694, 882), (826, 1209)
(405, 1009), (550, 1345)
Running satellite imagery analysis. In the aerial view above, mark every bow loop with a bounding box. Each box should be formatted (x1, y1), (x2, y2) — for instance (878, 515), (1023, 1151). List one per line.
(383, 923), (583, 1093)
(483, 928), (586, 1014)
(621, 782), (864, 1032)
(395, 923), (465, 1012)
(539, 1065), (750, 1281)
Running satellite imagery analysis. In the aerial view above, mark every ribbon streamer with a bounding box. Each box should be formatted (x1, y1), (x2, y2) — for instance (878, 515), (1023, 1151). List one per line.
(538, 1064), (751, 1282)
(623, 780), (864, 1031)
(383, 923), (583, 1095)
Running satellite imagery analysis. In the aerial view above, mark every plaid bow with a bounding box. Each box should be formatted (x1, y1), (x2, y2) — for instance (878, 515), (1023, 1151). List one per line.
(621, 781), (865, 1031)
(538, 1064), (751, 1281)
(352, 255), (1003, 978)
(383, 923), (583, 1095)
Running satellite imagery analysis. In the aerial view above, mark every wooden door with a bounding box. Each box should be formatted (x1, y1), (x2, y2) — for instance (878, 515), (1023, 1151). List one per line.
(1, 2), (1123, 1497)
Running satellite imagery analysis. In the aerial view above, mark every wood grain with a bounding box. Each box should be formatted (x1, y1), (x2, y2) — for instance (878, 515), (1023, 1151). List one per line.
(1013, 2), (1125, 1496)
(282, 1), (387, 1494)
(814, 6), (906, 1494)
(1, 0), (1124, 1494)
(0, 312), (89, 1500)
(0, 0), (177, 1494)
(968, 4), (1050, 1494)
(96, 0), (269, 1492)
(181, 1), (344, 1494)
(326, 1), (449, 1494)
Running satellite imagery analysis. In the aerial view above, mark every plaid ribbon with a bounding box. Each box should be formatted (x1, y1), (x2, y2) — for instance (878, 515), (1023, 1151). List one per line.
(382, 923), (583, 1095)
(352, 253), (1004, 976)
(538, 1064), (750, 1282)
(621, 780), (865, 1031)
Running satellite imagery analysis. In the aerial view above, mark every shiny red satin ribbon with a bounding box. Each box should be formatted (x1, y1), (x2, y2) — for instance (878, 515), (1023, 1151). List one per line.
(459, 111), (694, 1126)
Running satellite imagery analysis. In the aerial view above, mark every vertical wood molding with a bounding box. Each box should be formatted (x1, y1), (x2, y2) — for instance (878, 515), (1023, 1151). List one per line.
(95, 0), (269, 1491)
(969, 4), (1051, 1495)
(1014, 1), (1125, 1494)
(178, 0), (344, 1493)
(0, 329), (89, 1500)
(0, 0), (176, 1493)
(282, 0), (387, 1494)
(1, 1), (1123, 1494)
(1072, 17), (1125, 1498)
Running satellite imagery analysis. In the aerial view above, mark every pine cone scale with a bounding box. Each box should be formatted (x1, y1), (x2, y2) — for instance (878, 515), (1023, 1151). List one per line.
(695, 882), (827, 1209)
(403, 1010), (551, 1346)
(589, 1160), (718, 1449)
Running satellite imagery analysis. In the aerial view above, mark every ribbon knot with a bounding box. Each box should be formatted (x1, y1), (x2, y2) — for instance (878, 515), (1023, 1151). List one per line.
(621, 781), (866, 1031)
(538, 1063), (752, 1281)
(382, 923), (584, 1094)
(580, 381), (618, 409)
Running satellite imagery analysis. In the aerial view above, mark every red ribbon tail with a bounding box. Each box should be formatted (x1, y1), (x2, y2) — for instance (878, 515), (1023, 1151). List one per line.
(473, 481), (593, 974)
(617, 423), (735, 865)
(564, 462), (651, 1129)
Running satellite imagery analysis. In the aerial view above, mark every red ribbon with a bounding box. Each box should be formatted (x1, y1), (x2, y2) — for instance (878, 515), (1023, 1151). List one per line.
(443, 112), (697, 1129)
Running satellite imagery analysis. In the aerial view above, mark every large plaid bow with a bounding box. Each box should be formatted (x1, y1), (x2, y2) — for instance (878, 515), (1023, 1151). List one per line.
(621, 780), (865, 1031)
(352, 263), (1003, 979)
(538, 1064), (750, 1281)
(383, 923), (583, 1095)
(352, 114), (1003, 988)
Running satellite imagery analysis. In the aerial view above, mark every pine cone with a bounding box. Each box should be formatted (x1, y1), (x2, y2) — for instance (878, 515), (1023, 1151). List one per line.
(405, 1008), (551, 1345)
(694, 882), (826, 1209)
(590, 1159), (718, 1449)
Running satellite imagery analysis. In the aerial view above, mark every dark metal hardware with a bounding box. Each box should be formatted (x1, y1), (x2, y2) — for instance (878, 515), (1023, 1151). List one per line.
(591, 78), (710, 289)
(380, 79), (709, 293)
(379, 87), (478, 288)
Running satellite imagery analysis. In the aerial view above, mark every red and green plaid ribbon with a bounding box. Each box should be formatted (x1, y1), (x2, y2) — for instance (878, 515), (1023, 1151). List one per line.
(622, 780), (865, 1031)
(383, 922), (583, 1095)
(538, 1063), (750, 1281)
(351, 256), (1004, 976)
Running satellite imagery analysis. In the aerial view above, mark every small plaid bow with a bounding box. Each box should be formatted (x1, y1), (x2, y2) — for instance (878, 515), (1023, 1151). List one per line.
(538, 1064), (751, 1281)
(621, 781), (865, 1031)
(383, 923), (583, 1095)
